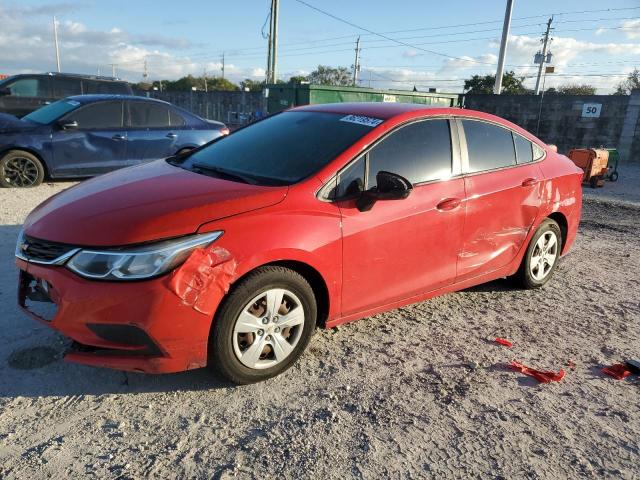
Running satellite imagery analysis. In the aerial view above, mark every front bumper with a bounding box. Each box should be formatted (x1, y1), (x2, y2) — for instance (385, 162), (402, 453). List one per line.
(16, 257), (223, 374)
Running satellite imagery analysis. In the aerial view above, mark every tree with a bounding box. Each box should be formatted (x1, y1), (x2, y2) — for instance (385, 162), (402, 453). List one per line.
(463, 71), (528, 94)
(287, 75), (309, 85)
(308, 65), (352, 86)
(552, 84), (597, 95)
(613, 68), (640, 95)
(239, 78), (264, 91)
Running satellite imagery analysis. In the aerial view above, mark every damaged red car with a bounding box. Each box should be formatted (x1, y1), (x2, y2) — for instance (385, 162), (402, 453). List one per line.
(15, 103), (582, 384)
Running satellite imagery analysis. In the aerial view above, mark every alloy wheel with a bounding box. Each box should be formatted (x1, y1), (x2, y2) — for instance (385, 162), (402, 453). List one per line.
(232, 288), (305, 370)
(529, 231), (558, 281)
(3, 156), (40, 187)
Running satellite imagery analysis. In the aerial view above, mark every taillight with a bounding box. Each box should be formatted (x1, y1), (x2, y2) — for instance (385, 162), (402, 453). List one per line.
(220, 127), (230, 136)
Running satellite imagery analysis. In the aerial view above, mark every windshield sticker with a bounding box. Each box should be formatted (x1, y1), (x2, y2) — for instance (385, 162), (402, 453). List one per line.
(340, 115), (383, 128)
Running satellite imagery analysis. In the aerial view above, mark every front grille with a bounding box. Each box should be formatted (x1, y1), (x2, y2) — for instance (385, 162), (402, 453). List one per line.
(20, 235), (76, 263)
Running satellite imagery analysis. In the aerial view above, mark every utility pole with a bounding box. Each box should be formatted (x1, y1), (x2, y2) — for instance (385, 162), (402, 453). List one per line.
(203, 67), (208, 92)
(143, 57), (148, 80)
(493, 0), (514, 94)
(53, 16), (61, 72)
(534, 17), (553, 95)
(221, 52), (225, 80)
(267, 0), (280, 84)
(352, 36), (361, 86)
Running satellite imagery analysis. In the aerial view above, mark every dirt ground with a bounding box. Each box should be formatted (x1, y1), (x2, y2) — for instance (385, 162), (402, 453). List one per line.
(0, 176), (638, 479)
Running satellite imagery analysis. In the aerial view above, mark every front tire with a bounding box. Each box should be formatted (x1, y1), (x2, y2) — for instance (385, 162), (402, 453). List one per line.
(0, 150), (45, 188)
(209, 266), (317, 384)
(513, 218), (562, 289)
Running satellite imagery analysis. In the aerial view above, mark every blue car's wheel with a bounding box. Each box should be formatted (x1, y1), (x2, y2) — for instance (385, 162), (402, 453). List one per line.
(0, 150), (45, 188)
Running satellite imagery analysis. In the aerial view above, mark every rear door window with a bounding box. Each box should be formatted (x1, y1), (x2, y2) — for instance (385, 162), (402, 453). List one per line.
(53, 77), (82, 97)
(367, 119), (452, 188)
(65, 101), (123, 129)
(513, 133), (534, 164)
(129, 102), (170, 128)
(462, 120), (516, 173)
(169, 110), (187, 127)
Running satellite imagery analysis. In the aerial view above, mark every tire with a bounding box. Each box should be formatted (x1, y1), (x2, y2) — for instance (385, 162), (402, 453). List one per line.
(0, 150), (45, 188)
(513, 218), (562, 289)
(209, 266), (317, 384)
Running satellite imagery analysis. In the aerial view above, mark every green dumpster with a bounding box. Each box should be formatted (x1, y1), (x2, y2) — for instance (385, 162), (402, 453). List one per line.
(266, 84), (460, 114)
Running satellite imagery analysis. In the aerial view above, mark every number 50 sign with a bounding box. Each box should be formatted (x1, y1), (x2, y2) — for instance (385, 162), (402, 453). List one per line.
(581, 103), (602, 118)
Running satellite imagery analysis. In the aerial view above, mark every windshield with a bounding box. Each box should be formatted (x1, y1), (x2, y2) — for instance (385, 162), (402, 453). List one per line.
(180, 111), (380, 186)
(23, 99), (81, 125)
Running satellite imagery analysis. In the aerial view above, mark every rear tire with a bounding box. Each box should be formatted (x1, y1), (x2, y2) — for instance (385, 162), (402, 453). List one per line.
(513, 218), (562, 289)
(209, 266), (316, 384)
(0, 150), (45, 188)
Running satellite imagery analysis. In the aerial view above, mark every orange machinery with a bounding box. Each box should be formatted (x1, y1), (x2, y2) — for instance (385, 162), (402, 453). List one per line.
(567, 148), (609, 188)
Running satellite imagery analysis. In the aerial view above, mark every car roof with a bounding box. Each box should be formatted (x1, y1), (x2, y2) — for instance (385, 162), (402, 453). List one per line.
(66, 94), (171, 105)
(291, 102), (460, 120)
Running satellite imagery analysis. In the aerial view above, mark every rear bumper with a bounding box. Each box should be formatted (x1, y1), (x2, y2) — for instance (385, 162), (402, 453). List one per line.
(16, 258), (222, 374)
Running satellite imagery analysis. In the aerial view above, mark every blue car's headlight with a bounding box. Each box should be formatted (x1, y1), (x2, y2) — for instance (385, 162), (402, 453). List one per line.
(66, 231), (222, 280)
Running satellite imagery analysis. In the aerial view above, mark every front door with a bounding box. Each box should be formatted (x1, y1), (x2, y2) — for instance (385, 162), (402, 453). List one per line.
(51, 101), (127, 176)
(337, 118), (466, 317)
(456, 119), (543, 282)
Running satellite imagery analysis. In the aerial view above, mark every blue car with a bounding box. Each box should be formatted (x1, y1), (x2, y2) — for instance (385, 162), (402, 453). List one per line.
(0, 95), (228, 187)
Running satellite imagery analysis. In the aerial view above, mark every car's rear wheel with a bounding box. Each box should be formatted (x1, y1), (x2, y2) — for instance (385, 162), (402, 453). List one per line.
(0, 150), (45, 188)
(513, 218), (562, 289)
(209, 266), (316, 384)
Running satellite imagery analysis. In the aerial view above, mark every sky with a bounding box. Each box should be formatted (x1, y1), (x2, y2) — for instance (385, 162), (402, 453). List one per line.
(1, 0), (639, 93)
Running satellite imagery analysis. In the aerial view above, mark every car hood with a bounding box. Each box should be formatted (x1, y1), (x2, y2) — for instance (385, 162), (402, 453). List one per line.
(0, 112), (38, 133)
(23, 160), (288, 246)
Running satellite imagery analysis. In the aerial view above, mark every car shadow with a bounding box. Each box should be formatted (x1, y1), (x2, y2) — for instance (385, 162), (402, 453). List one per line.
(463, 278), (517, 293)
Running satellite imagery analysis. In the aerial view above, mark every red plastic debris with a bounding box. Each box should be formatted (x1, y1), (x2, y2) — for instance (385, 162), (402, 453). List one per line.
(602, 363), (632, 380)
(495, 338), (513, 348)
(509, 361), (565, 383)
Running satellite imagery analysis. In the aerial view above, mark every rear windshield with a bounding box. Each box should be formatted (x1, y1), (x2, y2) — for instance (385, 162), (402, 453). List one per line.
(181, 111), (379, 186)
(23, 99), (80, 124)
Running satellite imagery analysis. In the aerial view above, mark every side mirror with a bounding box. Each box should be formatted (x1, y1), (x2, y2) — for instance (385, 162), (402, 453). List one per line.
(356, 171), (412, 212)
(0, 87), (11, 97)
(58, 120), (78, 131)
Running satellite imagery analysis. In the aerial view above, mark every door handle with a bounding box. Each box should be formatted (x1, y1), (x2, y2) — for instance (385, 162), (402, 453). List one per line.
(112, 134), (126, 141)
(521, 177), (538, 187)
(166, 132), (178, 139)
(436, 198), (462, 211)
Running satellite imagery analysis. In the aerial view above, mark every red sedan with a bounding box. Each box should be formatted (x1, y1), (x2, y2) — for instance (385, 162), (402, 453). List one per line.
(15, 103), (582, 384)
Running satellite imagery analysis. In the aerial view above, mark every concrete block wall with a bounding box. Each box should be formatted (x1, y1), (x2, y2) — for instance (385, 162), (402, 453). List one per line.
(463, 91), (639, 163)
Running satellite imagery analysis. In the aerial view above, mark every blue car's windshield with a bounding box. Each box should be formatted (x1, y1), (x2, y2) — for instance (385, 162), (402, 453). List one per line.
(22, 99), (81, 125)
(180, 111), (380, 186)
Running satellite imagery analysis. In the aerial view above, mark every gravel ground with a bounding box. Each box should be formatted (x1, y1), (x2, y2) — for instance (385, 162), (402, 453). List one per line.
(0, 178), (639, 479)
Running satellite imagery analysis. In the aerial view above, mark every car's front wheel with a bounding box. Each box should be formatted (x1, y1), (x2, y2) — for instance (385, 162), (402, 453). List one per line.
(514, 218), (562, 289)
(209, 266), (317, 384)
(0, 150), (45, 188)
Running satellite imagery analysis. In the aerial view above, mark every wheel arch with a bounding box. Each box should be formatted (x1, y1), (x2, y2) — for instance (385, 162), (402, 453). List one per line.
(547, 211), (568, 252)
(0, 147), (51, 179)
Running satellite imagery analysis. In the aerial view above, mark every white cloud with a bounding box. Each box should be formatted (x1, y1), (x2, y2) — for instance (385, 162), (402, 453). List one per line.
(0, 5), (265, 83)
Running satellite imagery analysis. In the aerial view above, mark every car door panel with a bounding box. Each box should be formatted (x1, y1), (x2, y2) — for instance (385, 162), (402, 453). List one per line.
(51, 101), (127, 176)
(125, 101), (177, 165)
(456, 118), (543, 282)
(339, 178), (466, 316)
(336, 118), (465, 316)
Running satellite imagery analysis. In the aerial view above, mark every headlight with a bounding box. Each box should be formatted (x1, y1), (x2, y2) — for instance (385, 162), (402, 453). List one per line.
(66, 231), (222, 280)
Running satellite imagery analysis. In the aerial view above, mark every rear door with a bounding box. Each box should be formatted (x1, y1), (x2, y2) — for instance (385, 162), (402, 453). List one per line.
(51, 101), (127, 176)
(456, 118), (544, 282)
(125, 100), (178, 165)
(336, 118), (466, 316)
